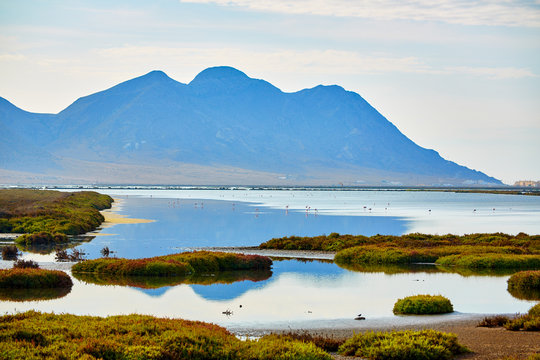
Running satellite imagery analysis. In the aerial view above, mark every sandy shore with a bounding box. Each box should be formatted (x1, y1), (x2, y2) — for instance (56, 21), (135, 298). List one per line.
(185, 246), (336, 260)
(92, 198), (154, 234)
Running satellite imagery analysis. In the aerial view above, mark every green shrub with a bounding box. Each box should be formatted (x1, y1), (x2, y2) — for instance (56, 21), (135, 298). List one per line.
(0, 311), (332, 359)
(528, 303), (540, 317)
(504, 303), (540, 331)
(508, 270), (540, 291)
(0, 268), (72, 289)
(1, 245), (19, 260)
(244, 334), (332, 360)
(72, 251), (272, 277)
(477, 315), (510, 327)
(338, 329), (469, 359)
(13, 259), (39, 269)
(393, 295), (453, 315)
(267, 331), (345, 352)
(15, 232), (68, 246)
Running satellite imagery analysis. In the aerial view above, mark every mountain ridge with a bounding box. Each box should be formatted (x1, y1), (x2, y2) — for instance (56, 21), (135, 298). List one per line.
(0, 67), (502, 186)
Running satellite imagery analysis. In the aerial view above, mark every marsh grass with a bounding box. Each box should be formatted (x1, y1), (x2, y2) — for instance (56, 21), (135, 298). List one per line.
(0, 268), (72, 289)
(393, 295), (454, 315)
(501, 304), (540, 331)
(0, 189), (113, 235)
(305, 232), (540, 270)
(1, 244), (19, 260)
(15, 231), (68, 246)
(72, 251), (272, 277)
(338, 329), (469, 360)
(477, 315), (510, 327)
(0, 311), (332, 360)
(273, 331), (345, 352)
(508, 270), (540, 292)
(13, 259), (39, 269)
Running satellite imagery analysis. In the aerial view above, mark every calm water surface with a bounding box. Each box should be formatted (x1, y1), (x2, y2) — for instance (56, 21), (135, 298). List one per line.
(2, 189), (540, 328)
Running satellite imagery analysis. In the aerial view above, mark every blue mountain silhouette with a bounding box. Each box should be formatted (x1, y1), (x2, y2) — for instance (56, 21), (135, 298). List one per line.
(0, 66), (501, 185)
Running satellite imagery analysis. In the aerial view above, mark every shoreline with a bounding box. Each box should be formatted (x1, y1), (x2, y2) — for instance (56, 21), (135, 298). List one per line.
(184, 246), (336, 260)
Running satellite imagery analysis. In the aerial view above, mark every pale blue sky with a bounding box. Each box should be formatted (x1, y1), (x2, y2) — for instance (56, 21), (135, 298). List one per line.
(1, 0), (539, 184)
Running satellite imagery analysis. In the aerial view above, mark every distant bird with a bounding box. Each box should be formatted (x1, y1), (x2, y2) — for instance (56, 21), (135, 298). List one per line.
(354, 315), (365, 320)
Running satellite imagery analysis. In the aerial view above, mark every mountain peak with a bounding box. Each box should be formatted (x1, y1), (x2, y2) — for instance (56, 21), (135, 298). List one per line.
(190, 66), (249, 85)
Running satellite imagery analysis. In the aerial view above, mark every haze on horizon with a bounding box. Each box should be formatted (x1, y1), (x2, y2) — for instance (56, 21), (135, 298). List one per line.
(1, 0), (539, 185)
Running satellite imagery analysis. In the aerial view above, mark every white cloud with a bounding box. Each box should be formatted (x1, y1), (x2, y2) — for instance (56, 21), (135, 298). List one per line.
(179, 0), (540, 27)
(95, 46), (536, 80)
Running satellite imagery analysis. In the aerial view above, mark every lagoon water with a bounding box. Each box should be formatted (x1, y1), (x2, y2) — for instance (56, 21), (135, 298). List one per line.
(2, 189), (540, 329)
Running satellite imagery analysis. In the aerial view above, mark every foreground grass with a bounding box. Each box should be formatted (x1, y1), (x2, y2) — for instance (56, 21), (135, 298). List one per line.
(260, 232), (540, 270)
(0, 311), (331, 360)
(0, 189), (113, 235)
(338, 329), (469, 360)
(72, 251), (272, 277)
(393, 295), (454, 315)
(0, 268), (72, 289)
(477, 303), (540, 332)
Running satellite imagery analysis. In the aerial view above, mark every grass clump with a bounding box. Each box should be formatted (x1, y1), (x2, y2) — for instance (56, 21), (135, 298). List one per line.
(504, 303), (540, 331)
(477, 315), (510, 327)
(508, 270), (540, 292)
(393, 295), (454, 315)
(15, 231), (68, 246)
(0, 311), (331, 360)
(1, 245), (19, 260)
(338, 329), (469, 360)
(72, 251), (272, 277)
(0, 268), (72, 289)
(0, 189), (113, 235)
(13, 259), (39, 269)
(269, 331), (345, 352)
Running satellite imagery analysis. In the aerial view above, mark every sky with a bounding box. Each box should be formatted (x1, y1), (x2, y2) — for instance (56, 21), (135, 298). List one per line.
(1, 0), (539, 185)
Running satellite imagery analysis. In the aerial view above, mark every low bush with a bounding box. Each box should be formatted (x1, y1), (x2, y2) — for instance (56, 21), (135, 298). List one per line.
(477, 315), (510, 327)
(0, 268), (72, 289)
(0, 311), (332, 360)
(72, 251), (272, 277)
(13, 259), (39, 269)
(338, 329), (469, 359)
(508, 270), (540, 292)
(393, 295), (454, 315)
(504, 303), (540, 331)
(270, 331), (345, 352)
(1, 245), (19, 260)
(15, 232), (68, 246)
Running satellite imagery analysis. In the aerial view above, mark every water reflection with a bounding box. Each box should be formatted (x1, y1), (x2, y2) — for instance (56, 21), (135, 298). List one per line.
(0, 287), (71, 302)
(0, 260), (536, 327)
(507, 286), (540, 301)
(73, 269), (272, 290)
(17, 235), (95, 255)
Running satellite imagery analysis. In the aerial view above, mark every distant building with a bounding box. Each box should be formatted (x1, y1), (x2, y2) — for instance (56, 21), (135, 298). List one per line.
(514, 180), (540, 187)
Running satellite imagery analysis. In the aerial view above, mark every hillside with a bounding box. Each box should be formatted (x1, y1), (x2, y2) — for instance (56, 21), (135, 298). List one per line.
(0, 67), (501, 186)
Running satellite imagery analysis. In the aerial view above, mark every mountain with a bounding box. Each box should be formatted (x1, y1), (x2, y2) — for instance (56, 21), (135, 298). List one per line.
(0, 66), (501, 186)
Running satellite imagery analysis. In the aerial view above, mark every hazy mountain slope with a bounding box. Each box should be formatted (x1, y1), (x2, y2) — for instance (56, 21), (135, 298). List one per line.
(0, 67), (501, 185)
